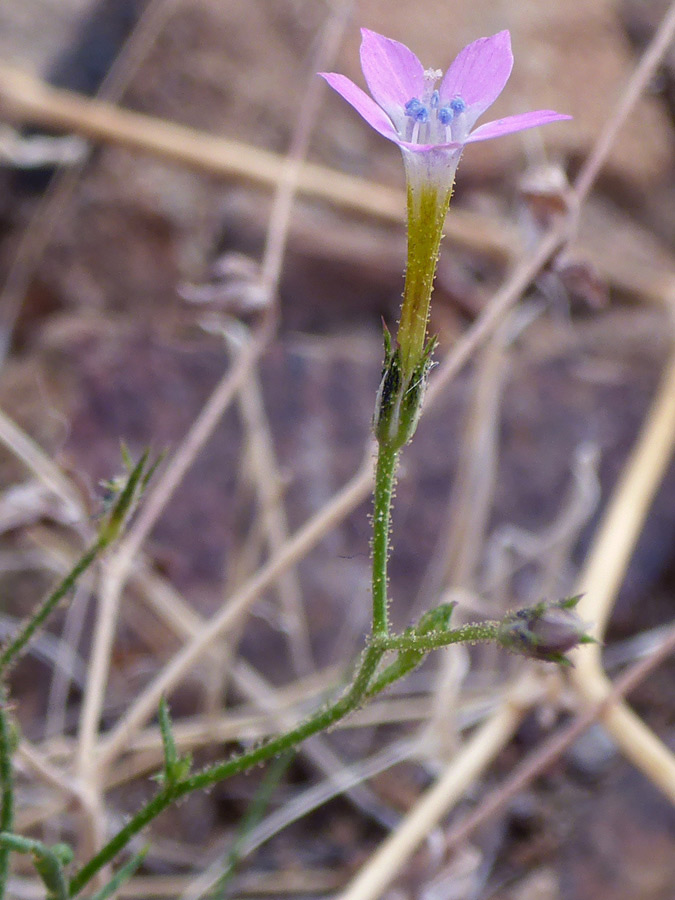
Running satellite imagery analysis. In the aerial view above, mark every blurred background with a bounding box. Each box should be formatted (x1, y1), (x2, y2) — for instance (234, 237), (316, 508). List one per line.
(0, 1), (674, 898)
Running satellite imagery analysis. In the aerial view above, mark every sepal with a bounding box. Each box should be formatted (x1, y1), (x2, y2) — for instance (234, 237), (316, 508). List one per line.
(373, 327), (436, 450)
(497, 596), (593, 665)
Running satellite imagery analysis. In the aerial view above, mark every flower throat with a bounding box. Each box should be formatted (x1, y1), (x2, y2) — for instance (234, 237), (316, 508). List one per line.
(404, 68), (467, 143)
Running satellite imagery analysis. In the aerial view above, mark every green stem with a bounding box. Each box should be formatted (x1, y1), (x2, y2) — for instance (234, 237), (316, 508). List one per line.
(371, 443), (398, 638)
(0, 833), (71, 900)
(365, 622), (500, 699)
(378, 621), (499, 653)
(0, 691), (13, 900)
(0, 452), (153, 677)
(68, 619), (505, 895)
(0, 540), (105, 677)
(69, 645), (383, 896)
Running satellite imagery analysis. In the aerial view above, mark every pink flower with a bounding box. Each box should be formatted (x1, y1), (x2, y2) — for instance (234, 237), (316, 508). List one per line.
(320, 29), (570, 176)
(321, 29), (572, 429)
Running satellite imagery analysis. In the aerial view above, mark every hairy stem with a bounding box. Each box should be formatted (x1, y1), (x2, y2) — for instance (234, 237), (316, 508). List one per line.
(0, 690), (13, 900)
(69, 644), (383, 896)
(0, 540), (105, 677)
(67, 618), (514, 894)
(378, 622), (500, 653)
(371, 443), (398, 638)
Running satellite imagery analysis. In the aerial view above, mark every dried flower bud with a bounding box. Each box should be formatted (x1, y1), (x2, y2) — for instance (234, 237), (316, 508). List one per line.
(497, 596), (594, 665)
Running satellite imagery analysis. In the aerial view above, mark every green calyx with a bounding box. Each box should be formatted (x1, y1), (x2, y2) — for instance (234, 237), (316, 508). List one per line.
(373, 325), (437, 450)
(396, 178), (453, 379)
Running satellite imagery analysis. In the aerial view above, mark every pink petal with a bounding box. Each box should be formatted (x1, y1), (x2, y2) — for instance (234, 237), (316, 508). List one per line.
(465, 110), (572, 143)
(319, 72), (400, 142)
(359, 28), (425, 121)
(440, 31), (513, 120)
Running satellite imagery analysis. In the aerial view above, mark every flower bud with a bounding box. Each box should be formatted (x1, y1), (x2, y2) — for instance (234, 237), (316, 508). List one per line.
(497, 596), (594, 665)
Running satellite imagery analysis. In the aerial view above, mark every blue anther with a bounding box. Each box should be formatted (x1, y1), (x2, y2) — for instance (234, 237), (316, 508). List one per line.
(430, 89), (440, 109)
(405, 98), (429, 122)
(438, 105), (454, 125)
(449, 96), (466, 114)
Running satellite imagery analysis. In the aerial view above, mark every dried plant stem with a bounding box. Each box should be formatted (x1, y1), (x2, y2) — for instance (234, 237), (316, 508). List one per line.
(16, 741), (80, 801)
(95, 451), (374, 768)
(427, 226), (566, 401)
(0, 0), (182, 361)
(236, 366), (313, 675)
(75, 315), (273, 785)
(0, 408), (82, 520)
(0, 65), (515, 257)
(68, 620), (504, 895)
(571, 0), (675, 209)
(572, 350), (675, 801)
(337, 675), (540, 900)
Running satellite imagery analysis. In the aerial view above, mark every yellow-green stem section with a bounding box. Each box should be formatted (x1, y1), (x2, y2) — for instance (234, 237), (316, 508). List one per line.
(397, 180), (453, 378)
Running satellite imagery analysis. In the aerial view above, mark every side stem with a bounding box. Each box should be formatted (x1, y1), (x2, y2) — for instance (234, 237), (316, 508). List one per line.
(0, 540), (105, 677)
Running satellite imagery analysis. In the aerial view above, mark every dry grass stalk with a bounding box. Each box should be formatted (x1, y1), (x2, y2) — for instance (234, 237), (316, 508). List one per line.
(1, 2), (674, 896)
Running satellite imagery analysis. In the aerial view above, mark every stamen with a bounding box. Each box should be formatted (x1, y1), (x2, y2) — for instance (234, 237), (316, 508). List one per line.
(450, 96), (466, 114)
(430, 89), (440, 109)
(404, 98), (429, 123)
(438, 106), (454, 125)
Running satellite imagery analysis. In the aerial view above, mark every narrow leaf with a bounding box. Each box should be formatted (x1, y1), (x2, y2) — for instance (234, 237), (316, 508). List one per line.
(86, 847), (148, 900)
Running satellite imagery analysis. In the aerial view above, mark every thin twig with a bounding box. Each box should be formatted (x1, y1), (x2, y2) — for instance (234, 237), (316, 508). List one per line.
(76, 314), (273, 782)
(79, 0), (351, 791)
(337, 675), (542, 900)
(234, 357), (314, 674)
(443, 624), (675, 854)
(0, 0), (183, 362)
(571, 0), (675, 211)
(0, 65), (516, 256)
(572, 350), (675, 800)
(94, 449), (374, 768)
(336, 6), (675, 896)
